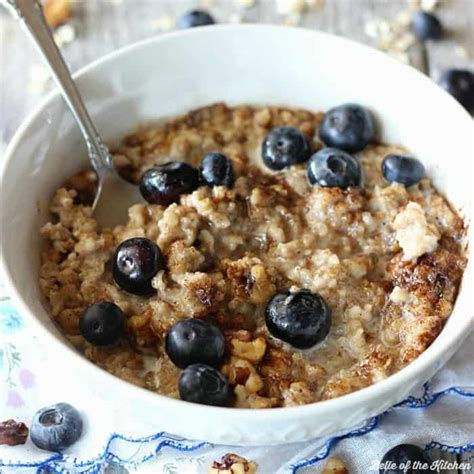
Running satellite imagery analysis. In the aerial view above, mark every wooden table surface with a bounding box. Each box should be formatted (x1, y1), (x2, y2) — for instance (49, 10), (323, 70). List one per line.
(0, 1), (473, 472)
(0, 0), (472, 149)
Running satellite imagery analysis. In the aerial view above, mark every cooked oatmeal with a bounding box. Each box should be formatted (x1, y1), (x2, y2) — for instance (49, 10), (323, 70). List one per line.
(39, 103), (467, 408)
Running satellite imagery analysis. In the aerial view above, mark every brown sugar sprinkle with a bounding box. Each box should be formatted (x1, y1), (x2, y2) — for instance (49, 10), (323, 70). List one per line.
(0, 419), (29, 446)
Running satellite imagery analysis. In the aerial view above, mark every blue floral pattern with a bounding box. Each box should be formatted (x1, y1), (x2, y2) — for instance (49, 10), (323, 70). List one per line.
(0, 298), (24, 335)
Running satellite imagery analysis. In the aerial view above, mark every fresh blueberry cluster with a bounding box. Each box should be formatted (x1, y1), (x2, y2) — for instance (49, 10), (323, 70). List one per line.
(139, 152), (235, 206)
(166, 318), (231, 406)
(262, 102), (424, 190)
(76, 102), (430, 407)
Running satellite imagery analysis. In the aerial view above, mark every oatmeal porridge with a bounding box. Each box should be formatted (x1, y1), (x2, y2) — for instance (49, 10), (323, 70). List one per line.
(39, 103), (467, 408)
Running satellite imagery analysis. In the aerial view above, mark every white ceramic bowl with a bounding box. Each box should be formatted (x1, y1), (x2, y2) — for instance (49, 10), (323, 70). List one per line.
(1, 25), (472, 446)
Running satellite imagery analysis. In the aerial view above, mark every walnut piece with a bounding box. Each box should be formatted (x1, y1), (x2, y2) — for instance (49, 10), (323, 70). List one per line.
(44, 0), (71, 28)
(0, 419), (29, 446)
(209, 453), (258, 474)
(222, 357), (264, 393)
(322, 457), (348, 474)
(229, 336), (267, 363)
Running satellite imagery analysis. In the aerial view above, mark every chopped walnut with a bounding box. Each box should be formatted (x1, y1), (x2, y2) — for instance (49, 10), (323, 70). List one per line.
(229, 336), (267, 363)
(0, 419), (29, 446)
(44, 0), (71, 28)
(222, 357), (263, 393)
(282, 381), (313, 406)
(234, 385), (278, 408)
(322, 457), (348, 474)
(209, 453), (258, 474)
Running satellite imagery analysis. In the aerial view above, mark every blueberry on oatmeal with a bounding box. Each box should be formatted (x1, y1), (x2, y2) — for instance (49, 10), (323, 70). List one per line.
(261, 126), (311, 170)
(199, 152), (235, 188)
(113, 237), (164, 295)
(39, 103), (467, 408)
(265, 289), (332, 349)
(438, 69), (474, 114)
(380, 444), (431, 473)
(179, 364), (233, 406)
(307, 147), (361, 188)
(319, 103), (374, 153)
(382, 154), (425, 187)
(177, 10), (215, 29)
(165, 318), (225, 369)
(80, 302), (125, 346)
(30, 403), (82, 452)
(412, 11), (443, 41)
(139, 161), (199, 206)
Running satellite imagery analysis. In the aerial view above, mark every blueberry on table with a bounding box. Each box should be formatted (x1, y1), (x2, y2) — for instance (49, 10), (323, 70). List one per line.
(380, 444), (431, 473)
(30, 403), (83, 452)
(261, 126), (311, 171)
(382, 154), (424, 187)
(319, 103), (374, 153)
(179, 364), (233, 406)
(438, 69), (474, 114)
(412, 11), (443, 41)
(113, 237), (164, 295)
(307, 148), (361, 188)
(80, 302), (125, 346)
(199, 152), (235, 188)
(177, 10), (215, 29)
(139, 161), (200, 206)
(265, 289), (331, 349)
(165, 318), (225, 369)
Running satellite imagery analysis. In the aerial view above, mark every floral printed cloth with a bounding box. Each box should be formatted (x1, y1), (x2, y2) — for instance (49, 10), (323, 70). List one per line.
(0, 281), (473, 474)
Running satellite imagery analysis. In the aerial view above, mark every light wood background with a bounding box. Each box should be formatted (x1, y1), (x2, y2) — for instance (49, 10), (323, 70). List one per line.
(0, 0), (473, 150)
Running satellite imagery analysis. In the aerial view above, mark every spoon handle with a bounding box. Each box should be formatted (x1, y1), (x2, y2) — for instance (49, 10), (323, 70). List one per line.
(3, 0), (112, 175)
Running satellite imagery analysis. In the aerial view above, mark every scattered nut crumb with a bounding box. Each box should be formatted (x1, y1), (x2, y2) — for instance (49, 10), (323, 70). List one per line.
(209, 453), (258, 474)
(0, 419), (29, 446)
(322, 457), (348, 474)
(44, 0), (71, 29)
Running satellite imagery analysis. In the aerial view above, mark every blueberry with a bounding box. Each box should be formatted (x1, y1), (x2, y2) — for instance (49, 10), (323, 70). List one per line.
(380, 444), (431, 473)
(165, 318), (225, 369)
(30, 403), (83, 452)
(412, 11), (443, 41)
(179, 363), (233, 406)
(261, 126), (311, 171)
(139, 161), (199, 206)
(319, 103), (374, 153)
(177, 10), (215, 29)
(438, 69), (474, 114)
(265, 289), (331, 349)
(199, 152), (235, 188)
(382, 154), (425, 187)
(113, 237), (164, 295)
(307, 148), (361, 188)
(80, 302), (125, 346)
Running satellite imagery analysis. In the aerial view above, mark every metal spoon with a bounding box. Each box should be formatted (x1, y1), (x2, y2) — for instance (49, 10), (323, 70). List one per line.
(3, 0), (142, 228)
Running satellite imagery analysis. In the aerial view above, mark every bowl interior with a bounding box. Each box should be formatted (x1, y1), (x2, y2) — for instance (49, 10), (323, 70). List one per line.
(0, 25), (472, 445)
